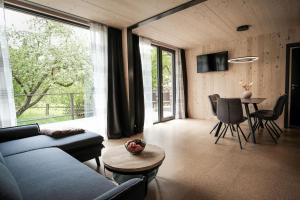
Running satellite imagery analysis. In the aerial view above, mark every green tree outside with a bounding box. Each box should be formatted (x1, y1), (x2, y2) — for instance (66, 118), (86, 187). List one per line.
(151, 47), (173, 90)
(7, 16), (92, 123)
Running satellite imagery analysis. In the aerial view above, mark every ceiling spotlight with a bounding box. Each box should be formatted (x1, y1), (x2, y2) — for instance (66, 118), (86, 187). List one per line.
(228, 56), (259, 64)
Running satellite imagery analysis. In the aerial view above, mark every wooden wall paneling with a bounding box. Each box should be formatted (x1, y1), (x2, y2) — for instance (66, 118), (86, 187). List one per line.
(186, 27), (300, 127)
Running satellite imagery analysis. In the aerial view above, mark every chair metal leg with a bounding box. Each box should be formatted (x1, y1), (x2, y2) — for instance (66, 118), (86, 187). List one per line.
(252, 116), (264, 131)
(259, 118), (264, 129)
(255, 118), (261, 131)
(220, 124), (227, 137)
(215, 125), (228, 144)
(232, 125), (236, 131)
(229, 125), (234, 137)
(215, 130), (224, 144)
(222, 124), (229, 138)
(265, 122), (278, 144)
(237, 125), (248, 142)
(253, 119), (260, 133)
(265, 121), (280, 138)
(269, 121), (280, 138)
(210, 122), (220, 134)
(215, 122), (223, 137)
(271, 120), (283, 133)
(236, 126), (243, 150)
(246, 133), (251, 140)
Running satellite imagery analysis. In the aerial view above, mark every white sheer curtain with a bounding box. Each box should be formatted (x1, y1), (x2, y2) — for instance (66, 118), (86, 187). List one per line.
(89, 23), (108, 135)
(175, 49), (186, 119)
(0, 1), (16, 128)
(139, 37), (153, 129)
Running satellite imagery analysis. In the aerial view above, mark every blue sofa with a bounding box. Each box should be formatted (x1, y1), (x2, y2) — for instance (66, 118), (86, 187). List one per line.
(0, 124), (145, 200)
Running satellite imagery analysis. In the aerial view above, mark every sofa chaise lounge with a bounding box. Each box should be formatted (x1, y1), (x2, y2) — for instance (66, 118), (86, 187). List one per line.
(0, 124), (145, 200)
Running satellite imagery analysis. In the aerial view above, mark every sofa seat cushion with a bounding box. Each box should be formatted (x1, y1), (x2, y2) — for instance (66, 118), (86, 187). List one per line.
(0, 163), (23, 200)
(4, 148), (115, 200)
(0, 132), (103, 157)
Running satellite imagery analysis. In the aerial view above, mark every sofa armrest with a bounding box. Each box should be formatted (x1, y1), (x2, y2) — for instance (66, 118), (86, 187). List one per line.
(94, 178), (145, 200)
(0, 124), (40, 143)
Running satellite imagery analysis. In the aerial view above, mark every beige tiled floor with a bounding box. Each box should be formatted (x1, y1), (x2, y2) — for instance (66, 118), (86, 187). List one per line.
(85, 119), (300, 200)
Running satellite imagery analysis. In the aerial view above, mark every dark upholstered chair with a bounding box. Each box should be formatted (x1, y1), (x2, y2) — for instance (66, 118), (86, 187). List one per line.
(208, 94), (221, 134)
(250, 94), (287, 143)
(215, 98), (248, 149)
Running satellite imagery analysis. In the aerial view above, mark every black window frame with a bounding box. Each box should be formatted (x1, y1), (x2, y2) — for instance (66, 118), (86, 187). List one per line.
(151, 44), (176, 123)
(4, 2), (90, 30)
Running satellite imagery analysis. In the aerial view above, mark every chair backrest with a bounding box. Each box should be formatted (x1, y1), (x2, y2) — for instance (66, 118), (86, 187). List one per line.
(208, 94), (220, 116)
(217, 98), (244, 124)
(273, 94), (288, 119)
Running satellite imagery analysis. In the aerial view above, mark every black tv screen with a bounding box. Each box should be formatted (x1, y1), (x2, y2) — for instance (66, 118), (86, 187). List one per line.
(197, 51), (228, 73)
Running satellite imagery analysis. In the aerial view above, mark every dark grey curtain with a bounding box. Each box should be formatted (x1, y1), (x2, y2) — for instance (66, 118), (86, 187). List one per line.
(180, 49), (189, 118)
(107, 27), (130, 139)
(132, 34), (145, 133)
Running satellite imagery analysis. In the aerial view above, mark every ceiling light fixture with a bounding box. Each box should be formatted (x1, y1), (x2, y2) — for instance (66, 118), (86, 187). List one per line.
(228, 56), (259, 64)
(236, 25), (251, 32)
(228, 25), (258, 64)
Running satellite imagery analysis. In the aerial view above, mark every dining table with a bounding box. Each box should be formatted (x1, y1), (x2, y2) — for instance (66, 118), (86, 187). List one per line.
(214, 97), (266, 144)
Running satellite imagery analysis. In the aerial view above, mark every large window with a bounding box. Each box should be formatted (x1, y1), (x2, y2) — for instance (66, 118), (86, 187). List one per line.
(151, 45), (175, 122)
(5, 9), (93, 125)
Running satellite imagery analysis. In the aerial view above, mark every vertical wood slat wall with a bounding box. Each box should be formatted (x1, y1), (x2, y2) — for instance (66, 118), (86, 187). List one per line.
(186, 27), (300, 127)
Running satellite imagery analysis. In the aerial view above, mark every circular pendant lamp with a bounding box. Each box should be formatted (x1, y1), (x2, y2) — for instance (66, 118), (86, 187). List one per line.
(228, 56), (259, 64)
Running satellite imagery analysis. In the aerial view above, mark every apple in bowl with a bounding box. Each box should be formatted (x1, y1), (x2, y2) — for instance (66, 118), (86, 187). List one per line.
(125, 139), (146, 155)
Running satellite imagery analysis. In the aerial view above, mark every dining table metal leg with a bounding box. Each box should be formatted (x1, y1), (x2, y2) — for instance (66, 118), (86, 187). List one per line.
(244, 103), (256, 143)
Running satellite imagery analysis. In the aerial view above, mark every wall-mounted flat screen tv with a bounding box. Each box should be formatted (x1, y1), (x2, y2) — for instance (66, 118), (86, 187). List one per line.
(197, 51), (228, 73)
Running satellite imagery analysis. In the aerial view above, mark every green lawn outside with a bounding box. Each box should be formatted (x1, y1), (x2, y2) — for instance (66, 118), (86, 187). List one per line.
(17, 107), (82, 125)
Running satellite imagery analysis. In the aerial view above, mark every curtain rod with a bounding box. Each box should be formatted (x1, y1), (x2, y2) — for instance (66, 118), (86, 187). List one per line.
(4, 0), (105, 28)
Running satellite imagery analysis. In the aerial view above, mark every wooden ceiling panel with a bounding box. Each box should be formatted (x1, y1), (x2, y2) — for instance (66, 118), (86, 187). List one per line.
(29, 0), (190, 28)
(27, 0), (300, 48)
(134, 0), (300, 48)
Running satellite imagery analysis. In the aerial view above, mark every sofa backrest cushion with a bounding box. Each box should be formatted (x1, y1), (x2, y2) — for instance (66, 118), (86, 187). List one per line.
(0, 163), (23, 200)
(0, 152), (5, 164)
(0, 124), (40, 143)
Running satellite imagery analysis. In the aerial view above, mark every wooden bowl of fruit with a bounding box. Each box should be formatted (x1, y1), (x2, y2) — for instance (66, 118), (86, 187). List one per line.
(125, 139), (146, 155)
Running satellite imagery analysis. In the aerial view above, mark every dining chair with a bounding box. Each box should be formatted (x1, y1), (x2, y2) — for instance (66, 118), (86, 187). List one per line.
(215, 98), (248, 149)
(250, 94), (288, 143)
(208, 94), (221, 134)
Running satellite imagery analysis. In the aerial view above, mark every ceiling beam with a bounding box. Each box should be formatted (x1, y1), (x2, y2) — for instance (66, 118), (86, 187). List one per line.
(128, 0), (207, 30)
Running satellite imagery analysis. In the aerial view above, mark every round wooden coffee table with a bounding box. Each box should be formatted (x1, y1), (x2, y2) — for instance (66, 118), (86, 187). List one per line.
(102, 144), (165, 192)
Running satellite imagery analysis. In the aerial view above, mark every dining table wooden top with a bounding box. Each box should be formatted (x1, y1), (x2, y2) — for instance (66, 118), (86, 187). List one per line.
(241, 98), (266, 104)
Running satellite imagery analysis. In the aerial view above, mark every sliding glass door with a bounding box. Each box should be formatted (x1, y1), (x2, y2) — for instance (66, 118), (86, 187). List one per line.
(161, 50), (175, 119)
(151, 45), (175, 123)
